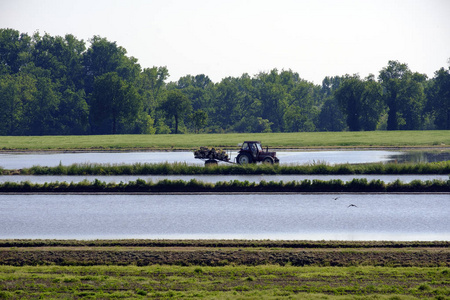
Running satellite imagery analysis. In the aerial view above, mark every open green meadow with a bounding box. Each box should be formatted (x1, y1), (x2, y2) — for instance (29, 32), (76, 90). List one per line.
(1, 130), (449, 151)
(1, 265), (449, 299)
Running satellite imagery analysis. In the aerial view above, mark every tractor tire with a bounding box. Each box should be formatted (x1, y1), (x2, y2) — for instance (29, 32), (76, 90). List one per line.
(263, 156), (274, 164)
(205, 159), (218, 167)
(237, 153), (252, 165)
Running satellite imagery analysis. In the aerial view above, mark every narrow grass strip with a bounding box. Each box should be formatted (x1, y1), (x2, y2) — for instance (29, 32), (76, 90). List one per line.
(6, 160), (450, 175)
(1, 131), (449, 150)
(0, 178), (448, 193)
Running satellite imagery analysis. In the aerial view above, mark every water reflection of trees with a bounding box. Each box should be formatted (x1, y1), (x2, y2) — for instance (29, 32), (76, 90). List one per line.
(388, 151), (450, 163)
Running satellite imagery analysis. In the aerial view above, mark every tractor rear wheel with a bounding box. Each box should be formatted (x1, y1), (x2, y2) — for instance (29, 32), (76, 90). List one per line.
(237, 153), (252, 164)
(263, 156), (274, 164)
(205, 159), (218, 167)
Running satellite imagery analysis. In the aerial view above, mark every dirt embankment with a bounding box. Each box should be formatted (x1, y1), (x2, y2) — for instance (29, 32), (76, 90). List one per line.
(1, 240), (448, 267)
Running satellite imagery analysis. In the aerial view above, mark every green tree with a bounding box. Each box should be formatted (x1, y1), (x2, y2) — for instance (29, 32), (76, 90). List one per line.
(317, 97), (347, 131)
(0, 29), (31, 74)
(138, 66), (168, 114)
(58, 89), (89, 134)
(335, 75), (383, 131)
(283, 80), (318, 132)
(26, 77), (61, 135)
(378, 61), (408, 130)
(191, 109), (208, 133)
(253, 69), (289, 132)
(90, 72), (142, 134)
(136, 66), (169, 134)
(378, 60), (426, 130)
(334, 75), (365, 131)
(212, 76), (243, 131)
(32, 33), (85, 91)
(175, 74), (214, 112)
(160, 90), (192, 134)
(83, 36), (141, 95)
(0, 73), (36, 135)
(426, 66), (450, 130)
(359, 75), (384, 131)
(317, 76), (346, 131)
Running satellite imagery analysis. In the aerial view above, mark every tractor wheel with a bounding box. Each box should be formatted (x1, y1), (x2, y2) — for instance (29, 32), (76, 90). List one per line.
(205, 159), (218, 167)
(263, 156), (274, 164)
(237, 153), (252, 165)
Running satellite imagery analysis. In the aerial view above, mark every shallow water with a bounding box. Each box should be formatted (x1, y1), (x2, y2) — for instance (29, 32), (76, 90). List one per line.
(1, 194), (448, 241)
(2, 150), (449, 169)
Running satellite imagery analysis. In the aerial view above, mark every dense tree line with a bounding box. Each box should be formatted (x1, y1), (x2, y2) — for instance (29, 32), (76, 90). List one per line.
(0, 28), (449, 135)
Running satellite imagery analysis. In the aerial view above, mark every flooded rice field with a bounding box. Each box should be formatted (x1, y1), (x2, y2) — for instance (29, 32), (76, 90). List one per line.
(1, 149), (450, 169)
(1, 149), (448, 241)
(0, 194), (448, 241)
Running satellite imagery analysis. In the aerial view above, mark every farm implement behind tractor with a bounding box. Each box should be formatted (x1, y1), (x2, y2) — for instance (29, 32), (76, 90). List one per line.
(194, 141), (279, 166)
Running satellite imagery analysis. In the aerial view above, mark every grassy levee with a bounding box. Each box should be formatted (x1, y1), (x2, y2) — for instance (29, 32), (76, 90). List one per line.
(9, 160), (450, 175)
(0, 240), (449, 299)
(0, 178), (448, 193)
(0, 130), (449, 151)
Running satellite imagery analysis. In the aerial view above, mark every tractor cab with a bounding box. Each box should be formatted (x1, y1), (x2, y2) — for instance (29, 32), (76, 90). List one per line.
(236, 141), (279, 164)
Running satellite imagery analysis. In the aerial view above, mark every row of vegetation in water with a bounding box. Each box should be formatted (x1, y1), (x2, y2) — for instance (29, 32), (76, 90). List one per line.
(2, 161), (450, 175)
(1, 239), (447, 249)
(1, 178), (448, 193)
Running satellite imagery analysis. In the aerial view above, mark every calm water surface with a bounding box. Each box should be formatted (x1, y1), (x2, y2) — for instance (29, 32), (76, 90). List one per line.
(2, 150), (449, 169)
(0, 194), (448, 241)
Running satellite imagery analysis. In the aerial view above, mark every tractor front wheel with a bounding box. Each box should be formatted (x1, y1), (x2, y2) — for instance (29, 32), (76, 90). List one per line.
(263, 156), (274, 164)
(237, 153), (252, 165)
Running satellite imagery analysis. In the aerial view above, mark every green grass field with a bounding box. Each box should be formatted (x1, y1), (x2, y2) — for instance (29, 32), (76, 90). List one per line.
(1, 130), (449, 151)
(0, 265), (448, 299)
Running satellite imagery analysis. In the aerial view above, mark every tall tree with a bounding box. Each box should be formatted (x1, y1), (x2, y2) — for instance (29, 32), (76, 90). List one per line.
(378, 61), (408, 130)
(58, 89), (89, 134)
(0, 73), (36, 135)
(378, 61), (426, 130)
(174, 74), (214, 112)
(90, 72), (142, 134)
(26, 77), (60, 135)
(83, 36), (141, 95)
(253, 69), (289, 132)
(212, 76), (243, 130)
(335, 75), (383, 131)
(191, 109), (208, 133)
(317, 97), (347, 131)
(426, 66), (450, 130)
(359, 75), (384, 131)
(0, 29), (31, 74)
(138, 66), (169, 114)
(334, 76), (364, 131)
(160, 90), (192, 134)
(283, 80), (318, 132)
